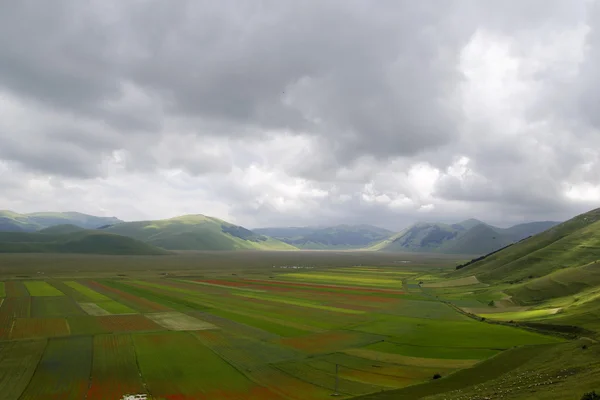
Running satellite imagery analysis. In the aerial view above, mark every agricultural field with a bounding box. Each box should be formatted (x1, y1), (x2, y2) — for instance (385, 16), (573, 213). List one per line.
(0, 252), (589, 399)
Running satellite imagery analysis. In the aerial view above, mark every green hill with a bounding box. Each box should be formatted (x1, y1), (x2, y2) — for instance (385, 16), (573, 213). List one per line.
(0, 210), (122, 232)
(449, 207), (600, 332)
(372, 223), (462, 252)
(38, 224), (87, 235)
(0, 230), (169, 255)
(453, 208), (600, 283)
(374, 220), (559, 255)
(101, 214), (297, 251)
(253, 224), (393, 249)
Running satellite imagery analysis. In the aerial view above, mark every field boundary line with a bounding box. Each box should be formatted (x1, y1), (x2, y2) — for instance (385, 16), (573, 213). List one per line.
(269, 363), (355, 396)
(17, 338), (49, 400)
(83, 335), (94, 400)
(131, 333), (154, 398)
(188, 332), (287, 398)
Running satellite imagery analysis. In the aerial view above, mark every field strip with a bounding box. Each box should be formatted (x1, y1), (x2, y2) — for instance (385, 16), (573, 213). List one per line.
(421, 276), (481, 288)
(78, 303), (110, 316)
(245, 279), (405, 294)
(23, 281), (64, 296)
(146, 312), (218, 331)
(462, 306), (530, 314)
(125, 280), (321, 333)
(176, 279), (266, 292)
(342, 348), (479, 369)
(64, 281), (112, 302)
(211, 306), (321, 333)
(478, 308), (563, 321)
(233, 292), (365, 314)
(0, 339), (47, 399)
(276, 273), (403, 289)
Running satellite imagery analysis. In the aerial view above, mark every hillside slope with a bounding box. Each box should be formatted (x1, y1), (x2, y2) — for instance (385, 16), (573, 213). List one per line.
(453, 208), (600, 283)
(0, 230), (169, 255)
(253, 224), (393, 249)
(102, 215), (297, 251)
(0, 210), (122, 232)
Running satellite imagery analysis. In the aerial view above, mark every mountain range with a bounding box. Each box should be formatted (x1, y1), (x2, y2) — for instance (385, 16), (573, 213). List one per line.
(253, 224), (394, 249)
(0, 210), (560, 255)
(0, 210), (121, 232)
(370, 219), (560, 254)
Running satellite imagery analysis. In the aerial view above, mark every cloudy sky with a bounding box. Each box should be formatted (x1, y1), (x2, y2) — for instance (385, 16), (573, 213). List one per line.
(1, 0), (599, 230)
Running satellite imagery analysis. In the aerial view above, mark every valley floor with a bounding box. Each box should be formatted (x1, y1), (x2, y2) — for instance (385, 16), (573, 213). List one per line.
(0, 252), (596, 400)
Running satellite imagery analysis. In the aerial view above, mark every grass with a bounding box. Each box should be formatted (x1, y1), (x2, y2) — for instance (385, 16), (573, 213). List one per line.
(234, 292), (366, 314)
(87, 334), (146, 400)
(0, 282), (4, 297)
(31, 296), (86, 317)
(0, 340), (47, 399)
(280, 272), (403, 288)
(0, 250), (592, 399)
(364, 341), (500, 360)
(64, 281), (112, 301)
(24, 281), (64, 296)
(133, 332), (274, 398)
(478, 308), (562, 321)
(352, 314), (562, 349)
(10, 317), (70, 339)
(19, 336), (93, 400)
(355, 343), (557, 399)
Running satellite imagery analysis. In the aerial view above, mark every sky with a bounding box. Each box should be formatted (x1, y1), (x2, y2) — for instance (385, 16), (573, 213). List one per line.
(1, 0), (599, 230)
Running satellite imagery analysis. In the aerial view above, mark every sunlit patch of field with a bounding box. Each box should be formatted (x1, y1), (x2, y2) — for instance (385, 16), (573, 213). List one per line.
(421, 276), (481, 288)
(278, 272), (404, 288)
(478, 307), (563, 321)
(146, 311), (218, 331)
(24, 281), (65, 296)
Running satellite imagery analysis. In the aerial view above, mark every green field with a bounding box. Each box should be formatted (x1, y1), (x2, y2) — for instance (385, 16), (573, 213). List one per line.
(0, 250), (597, 399)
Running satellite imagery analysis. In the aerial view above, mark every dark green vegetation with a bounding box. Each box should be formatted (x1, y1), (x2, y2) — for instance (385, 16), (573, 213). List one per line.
(101, 214), (297, 251)
(254, 225), (394, 249)
(0, 230), (169, 255)
(0, 210), (121, 232)
(447, 207), (600, 334)
(373, 220), (559, 255)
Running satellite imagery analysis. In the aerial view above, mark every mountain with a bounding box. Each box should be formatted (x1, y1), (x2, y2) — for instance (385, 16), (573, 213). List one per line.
(0, 230), (169, 255)
(374, 220), (560, 255)
(253, 224), (394, 249)
(0, 211), (122, 232)
(101, 214), (297, 251)
(371, 223), (461, 252)
(451, 207), (600, 332)
(454, 208), (600, 283)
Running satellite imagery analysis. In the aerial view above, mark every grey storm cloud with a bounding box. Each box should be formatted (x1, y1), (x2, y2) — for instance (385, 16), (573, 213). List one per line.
(0, 0), (599, 229)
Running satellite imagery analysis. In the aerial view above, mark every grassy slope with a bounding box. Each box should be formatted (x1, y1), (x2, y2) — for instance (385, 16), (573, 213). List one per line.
(0, 210), (121, 232)
(103, 214), (297, 251)
(453, 208), (600, 283)
(0, 231), (169, 255)
(438, 223), (513, 255)
(361, 210), (600, 399)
